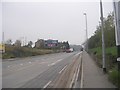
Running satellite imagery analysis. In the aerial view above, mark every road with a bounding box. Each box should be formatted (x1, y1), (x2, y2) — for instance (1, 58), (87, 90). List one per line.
(2, 51), (116, 88)
(2, 51), (80, 88)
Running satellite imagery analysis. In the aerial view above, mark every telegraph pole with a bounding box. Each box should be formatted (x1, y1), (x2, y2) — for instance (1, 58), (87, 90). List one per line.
(100, 0), (106, 73)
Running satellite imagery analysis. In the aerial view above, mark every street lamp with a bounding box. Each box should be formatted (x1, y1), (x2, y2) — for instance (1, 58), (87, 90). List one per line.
(100, 0), (106, 73)
(83, 13), (88, 52)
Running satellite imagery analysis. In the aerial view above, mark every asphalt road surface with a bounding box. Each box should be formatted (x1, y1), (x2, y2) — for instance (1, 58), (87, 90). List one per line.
(2, 52), (80, 88)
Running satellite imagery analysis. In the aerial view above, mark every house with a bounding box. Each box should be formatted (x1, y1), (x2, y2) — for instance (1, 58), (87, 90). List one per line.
(44, 39), (58, 48)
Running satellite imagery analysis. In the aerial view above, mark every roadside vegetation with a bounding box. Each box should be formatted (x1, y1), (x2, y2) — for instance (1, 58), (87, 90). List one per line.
(2, 39), (70, 59)
(2, 45), (55, 59)
(88, 12), (119, 87)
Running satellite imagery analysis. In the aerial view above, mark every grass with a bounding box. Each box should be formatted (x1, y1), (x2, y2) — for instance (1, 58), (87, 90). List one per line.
(89, 46), (117, 58)
(108, 67), (120, 87)
(2, 45), (56, 59)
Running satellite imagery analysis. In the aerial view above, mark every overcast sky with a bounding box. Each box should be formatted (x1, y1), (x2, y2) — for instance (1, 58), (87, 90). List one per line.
(1, 0), (113, 45)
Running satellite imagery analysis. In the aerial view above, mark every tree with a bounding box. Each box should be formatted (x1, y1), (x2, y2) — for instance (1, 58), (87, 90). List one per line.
(5, 39), (12, 45)
(14, 40), (21, 47)
(88, 12), (115, 49)
(35, 39), (44, 49)
(27, 41), (33, 48)
(62, 41), (70, 49)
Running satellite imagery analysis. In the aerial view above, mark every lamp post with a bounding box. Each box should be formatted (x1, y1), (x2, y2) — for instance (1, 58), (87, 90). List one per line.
(83, 13), (88, 52)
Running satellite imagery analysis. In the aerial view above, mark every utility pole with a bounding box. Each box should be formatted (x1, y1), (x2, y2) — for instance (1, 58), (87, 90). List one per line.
(83, 13), (88, 52)
(100, 0), (106, 73)
(2, 32), (4, 45)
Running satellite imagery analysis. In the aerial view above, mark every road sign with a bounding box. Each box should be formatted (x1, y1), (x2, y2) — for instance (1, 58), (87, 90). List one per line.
(0, 44), (5, 53)
(114, 0), (120, 46)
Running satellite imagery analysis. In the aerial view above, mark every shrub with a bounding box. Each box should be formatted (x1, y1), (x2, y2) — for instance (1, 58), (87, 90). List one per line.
(108, 68), (120, 87)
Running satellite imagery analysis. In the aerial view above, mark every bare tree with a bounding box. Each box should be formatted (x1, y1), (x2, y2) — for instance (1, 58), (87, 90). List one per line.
(5, 39), (12, 45)
(27, 41), (33, 48)
(14, 40), (21, 47)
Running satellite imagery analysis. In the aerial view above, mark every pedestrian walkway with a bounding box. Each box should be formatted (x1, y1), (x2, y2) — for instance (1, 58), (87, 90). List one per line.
(82, 51), (116, 88)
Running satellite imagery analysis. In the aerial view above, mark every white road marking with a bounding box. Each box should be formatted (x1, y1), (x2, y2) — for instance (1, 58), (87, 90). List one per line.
(51, 63), (55, 66)
(57, 59), (63, 62)
(20, 64), (23, 66)
(80, 62), (83, 88)
(59, 65), (67, 74)
(29, 62), (31, 64)
(8, 59), (14, 61)
(39, 62), (43, 64)
(48, 59), (63, 66)
(74, 52), (82, 57)
(75, 64), (80, 81)
(48, 63), (55, 66)
(14, 63), (37, 71)
(69, 67), (77, 88)
(8, 62), (38, 72)
(7, 65), (18, 68)
(40, 62), (48, 64)
(75, 56), (81, 81)
(74, 53), (79, 57)
(43, 81), (51, 88)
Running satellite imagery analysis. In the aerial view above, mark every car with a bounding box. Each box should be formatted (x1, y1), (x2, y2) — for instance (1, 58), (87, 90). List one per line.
(66, 48), (74, 53)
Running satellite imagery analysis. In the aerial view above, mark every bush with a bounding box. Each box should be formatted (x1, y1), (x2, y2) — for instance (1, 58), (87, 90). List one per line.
(2, 53), (15, 59)
(108, 68), (120, 87)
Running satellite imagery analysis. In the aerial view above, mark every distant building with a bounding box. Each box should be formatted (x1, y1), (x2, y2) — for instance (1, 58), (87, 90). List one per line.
(44, 39), (58, 48)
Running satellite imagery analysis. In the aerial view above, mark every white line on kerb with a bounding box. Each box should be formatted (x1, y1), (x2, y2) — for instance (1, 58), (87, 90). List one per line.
(59, 65), (67, 74)
(43, 81), (51, 88)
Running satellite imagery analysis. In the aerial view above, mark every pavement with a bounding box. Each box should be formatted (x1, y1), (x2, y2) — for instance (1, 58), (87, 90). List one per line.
(0, 54), (2, 90)
(82, 51), (116, 88)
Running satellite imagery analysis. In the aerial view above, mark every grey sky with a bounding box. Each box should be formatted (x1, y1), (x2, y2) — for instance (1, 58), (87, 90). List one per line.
(1, 1), (113, 45)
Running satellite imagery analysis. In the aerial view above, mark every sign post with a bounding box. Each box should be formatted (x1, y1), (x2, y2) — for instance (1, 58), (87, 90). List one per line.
(113, 0), (120, 88)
